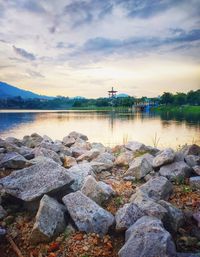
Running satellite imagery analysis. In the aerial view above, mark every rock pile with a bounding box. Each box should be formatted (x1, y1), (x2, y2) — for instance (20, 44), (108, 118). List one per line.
(0, 132), (200, 256)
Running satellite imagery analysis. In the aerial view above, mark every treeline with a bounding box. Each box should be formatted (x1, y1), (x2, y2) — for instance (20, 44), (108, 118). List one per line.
(160, 90), (200, 105)
(0, 90), (199, 109)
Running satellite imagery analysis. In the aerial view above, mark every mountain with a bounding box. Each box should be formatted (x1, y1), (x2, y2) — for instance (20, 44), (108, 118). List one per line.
(0, 81), (54, 99)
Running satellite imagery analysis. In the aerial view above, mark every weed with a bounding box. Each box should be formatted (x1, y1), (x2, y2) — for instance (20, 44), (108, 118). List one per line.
(151, 133), (160, 148)
(114, 196), (123, 207)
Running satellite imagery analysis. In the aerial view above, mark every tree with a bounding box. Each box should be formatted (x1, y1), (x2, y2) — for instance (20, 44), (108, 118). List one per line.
(161, 92), (174, 105)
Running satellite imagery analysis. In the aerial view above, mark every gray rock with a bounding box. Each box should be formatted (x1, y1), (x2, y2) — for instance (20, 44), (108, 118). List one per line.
(159, 161), (192, 182)
(77, 149), (100, 162)
(130, 191), (168, 220)
(68, 163), (95, 191)
(152, 148), (175, 168)
(18, 146), (34, 160)
(115, 202), (144, 231)
(138, 176), (173, 201)
(0, 159), (73, 202)
(22, 133), (43, 148)
(125, 141), (148, 153)
(5, 137), (22, 147)
(115, 151), (133, 166)
(189, 177), (200, 189)
(81, 176), (115, 204)
(193, 166), (200, 176)
(0, 148), (5, 154)
(123, 176), (136, 181)
(0, 152), (30, 169)
(91, 142), (106, 153)
(124, 153), (153, 179)
(33, 147), (62, 165)
(42, 135), (53, 143)
(177, 253), (200, 257)
(39, 141), (66, 153)
(0, 205), (7, 219)
(0, 227), (6, 241)
(90, 161), (113, 173)
(71, 147), (87, 158)
(185, 155), (200, 167)
(94, 152), (115, 165)
(159, 200), (185, 232)
(62, 136), (76, 147)
(68, 131), (88, 141)
(180, 144), (200, 156)
(119, 216), (176, 257)
(193, 210), (200, 227)
(30, 195), (66, 244)
(62, 191), (114, 235)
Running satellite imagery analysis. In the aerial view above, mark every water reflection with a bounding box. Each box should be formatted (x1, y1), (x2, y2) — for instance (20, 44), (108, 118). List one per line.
(0, 110), (199, 148)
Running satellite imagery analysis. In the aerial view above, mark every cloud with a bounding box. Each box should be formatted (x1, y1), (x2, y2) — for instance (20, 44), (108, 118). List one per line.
(13, 45), (36, 61)
(5, 0), (46, 14)
(26, 69), (44, 78)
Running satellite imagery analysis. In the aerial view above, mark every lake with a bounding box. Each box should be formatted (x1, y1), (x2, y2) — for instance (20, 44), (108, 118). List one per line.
(0, 110), (199, 149)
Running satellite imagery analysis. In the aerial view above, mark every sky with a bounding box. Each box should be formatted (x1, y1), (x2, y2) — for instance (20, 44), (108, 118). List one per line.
(0, 0), (200, 98)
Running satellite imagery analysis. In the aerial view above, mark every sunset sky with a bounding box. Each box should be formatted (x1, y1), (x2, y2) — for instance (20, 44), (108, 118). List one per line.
(0, 0), (200, 98)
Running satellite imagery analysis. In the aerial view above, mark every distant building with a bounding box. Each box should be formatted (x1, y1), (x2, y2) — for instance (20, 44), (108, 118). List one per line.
(108, 87), (118, 98)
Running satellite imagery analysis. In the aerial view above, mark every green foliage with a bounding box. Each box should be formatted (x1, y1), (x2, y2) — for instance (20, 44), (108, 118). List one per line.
(114, 196), (123, 207)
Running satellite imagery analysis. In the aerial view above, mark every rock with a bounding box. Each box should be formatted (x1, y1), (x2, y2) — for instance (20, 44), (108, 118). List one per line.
(18, 146), (34, 160)
(119, 216), (176, 257)
(77, 149), (100, 162)
(90, 161), (113, 173)
(71, 147), (87, 158)
(189, 177), (200, 189)
(177, 253), (200, 257)
(68, 163), (95, 191)
(138, 176), (173, 201)
(68, 131), (88, 141)
(152, 148), (175, 168)
(193, 210), (200, 227)
(115, 202), (144, 231)
(63, 156), (77, 168)
(0, 227), (6, 241)
(94, 152), (115, 164)
(124, 153), (153, 179)
(115, 151), (133, 166)
(22, 133), (43, 148)
(0, 159), (74, 202)
(39, 141), (66, 153)
(185, 155), (200, 167)
(0, 205), (7, 219)
(159, 200), (185, 232)
(33, 147), (62, 165)
(0, 152), (30, 169)
(193, 165), (200, 176)
(130, 191), (168, 220)
(0, 139), (19, 152)
(159, 161), (192, 182)
(91, 142), (106, 153)
(43, 135), (53, 143)
(62, 191), (114, 235)
(5, 137), (22, 147)
(0, 148), (5, 154)
(62, 136), (76, 147)
(144, 174), (153, 181)
(123, 176), (136, 181)
(30, 195), (66, 244)
(180, 144), (200, 156)
(81, 176), (115, 205)
(125, 141), (148, 153)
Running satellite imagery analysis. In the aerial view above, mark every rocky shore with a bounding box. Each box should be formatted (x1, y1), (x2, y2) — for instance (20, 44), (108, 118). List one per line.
(0, 132), (200, 257)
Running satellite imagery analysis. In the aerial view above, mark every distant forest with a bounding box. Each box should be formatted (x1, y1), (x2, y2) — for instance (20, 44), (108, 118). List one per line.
(0, 90), (199, 109)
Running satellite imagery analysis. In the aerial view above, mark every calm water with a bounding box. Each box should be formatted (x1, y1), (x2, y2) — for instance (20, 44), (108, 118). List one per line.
(0, 110), (199, 149)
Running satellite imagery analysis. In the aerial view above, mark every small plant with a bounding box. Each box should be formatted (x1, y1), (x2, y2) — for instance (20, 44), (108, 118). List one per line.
(182, 185), (192, 193)
(114, 196), (123, 207)
(82, 255), (90, 257)
(123, 133), (129, 145)
(151, 133), (160, 148)
(174, 175), (185, 185)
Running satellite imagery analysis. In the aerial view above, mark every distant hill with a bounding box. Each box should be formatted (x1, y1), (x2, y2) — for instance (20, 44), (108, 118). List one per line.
(0, 81), (54, 99)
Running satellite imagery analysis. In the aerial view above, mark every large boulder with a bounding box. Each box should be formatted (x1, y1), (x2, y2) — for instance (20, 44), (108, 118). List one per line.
(77, 149), (100, 162)
(0, 152), (30, 169)
(90, 161), (113, 173)
(91, 142), (106, 153)
(189, 177), (200, 189)
(180, 144), (200, 156)
(159, 161), (192, 182)
(0, 159), (74, 202)
(125, 141), (148, 153)
(81, 175), (115, 205)
(67, 163), (95, 191)
(138, 176), (173, 201)
(115, 202), (144, 231)
(5, 137), (22, 147)
(124, 153), (153, 179)
(62, 191), (114, 235)
(130, 191), (168, 220)
(62, 136), (76, 147)
(153, 148), (175, 168)
(0, 205), (7, 219)
(33, 147), (62, 165)
(118, 216), (176, 257)
(193, 166), (200, 176)
(185, 155), (200, 168)
(94, 152), (115, 164)
(22, 133), (43, 148)
(159, 200), (185, 232)
(30, 195), (66, 244)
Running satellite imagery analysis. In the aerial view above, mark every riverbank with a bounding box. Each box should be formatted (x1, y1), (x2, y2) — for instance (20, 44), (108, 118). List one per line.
(153, 105), (200, 114)
(0, 132), (200, 257)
